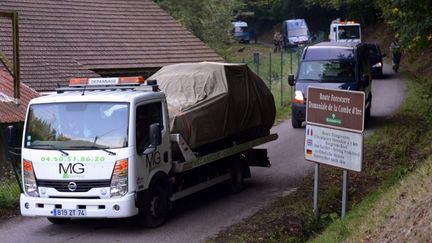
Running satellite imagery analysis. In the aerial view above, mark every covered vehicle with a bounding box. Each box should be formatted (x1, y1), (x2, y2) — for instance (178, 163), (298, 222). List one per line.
(149, 62), (275, 149)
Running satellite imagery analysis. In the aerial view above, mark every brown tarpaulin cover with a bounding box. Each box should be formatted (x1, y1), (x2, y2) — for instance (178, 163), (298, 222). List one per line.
(149, 62), (275, 148)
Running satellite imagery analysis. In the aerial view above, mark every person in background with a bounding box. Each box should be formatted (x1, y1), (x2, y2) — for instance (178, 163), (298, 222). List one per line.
(273, 31), (283, 53)
(390, 38), (402, 72)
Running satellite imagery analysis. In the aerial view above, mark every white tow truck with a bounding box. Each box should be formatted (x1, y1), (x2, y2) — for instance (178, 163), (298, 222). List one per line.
(329, 19), (362, 43)
(18, 76), (277, 227)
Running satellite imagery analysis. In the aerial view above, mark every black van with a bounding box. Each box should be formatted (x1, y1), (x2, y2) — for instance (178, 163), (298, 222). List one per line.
(288, 42), (372, 128)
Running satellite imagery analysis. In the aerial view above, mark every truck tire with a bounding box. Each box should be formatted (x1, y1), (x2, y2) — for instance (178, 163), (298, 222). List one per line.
(140, 183), (170, 228)
(229, 161), (245, 193)
(292, 118), (302, 128)
(47, 217), (71, 224)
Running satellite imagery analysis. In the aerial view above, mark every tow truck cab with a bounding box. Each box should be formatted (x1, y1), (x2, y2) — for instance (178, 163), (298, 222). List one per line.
(329, 19), (361, 43)
(20, 77), (172, 223)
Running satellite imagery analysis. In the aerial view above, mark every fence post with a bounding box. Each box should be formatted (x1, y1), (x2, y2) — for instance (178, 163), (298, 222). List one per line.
(253, 52), (260, 76)
(269, 52), (272, 89)
(280, 50), (283, 106)
(290, 50), (293, 75)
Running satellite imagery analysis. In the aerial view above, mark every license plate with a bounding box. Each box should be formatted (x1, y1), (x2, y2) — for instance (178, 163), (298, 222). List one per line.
(52, 209), (86, 217)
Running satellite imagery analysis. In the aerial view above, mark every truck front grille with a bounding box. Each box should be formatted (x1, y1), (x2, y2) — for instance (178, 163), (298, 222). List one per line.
(37, 180), (111, 192)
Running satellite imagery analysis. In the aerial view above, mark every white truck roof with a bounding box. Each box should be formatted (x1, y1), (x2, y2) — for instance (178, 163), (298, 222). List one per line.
(29, 88), (165, 105)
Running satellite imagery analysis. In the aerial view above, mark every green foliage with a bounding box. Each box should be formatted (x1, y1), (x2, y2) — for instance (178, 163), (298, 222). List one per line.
(375, 0), (432, 53)
(0, 174), (21, 216)
(155, 0), (244, 48)
(304, 0), (378, 24)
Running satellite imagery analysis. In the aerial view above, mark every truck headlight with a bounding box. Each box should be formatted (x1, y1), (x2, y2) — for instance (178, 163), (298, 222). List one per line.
(110, 159), (128, 198)
(23, 159), (38, 197)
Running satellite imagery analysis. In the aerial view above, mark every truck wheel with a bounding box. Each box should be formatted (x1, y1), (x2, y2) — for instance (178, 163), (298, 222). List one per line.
(47, 217), (71, 224)
(292, 118), (302, 128)
(229, 162), (245, 193)
(140, 184), (169, 228)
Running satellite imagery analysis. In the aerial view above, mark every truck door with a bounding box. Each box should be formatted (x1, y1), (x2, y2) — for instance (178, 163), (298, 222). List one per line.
(135, 101), (170, 190)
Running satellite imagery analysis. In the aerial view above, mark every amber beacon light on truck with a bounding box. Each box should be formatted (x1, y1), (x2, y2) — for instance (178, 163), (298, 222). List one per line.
(69, 76), (145, 86)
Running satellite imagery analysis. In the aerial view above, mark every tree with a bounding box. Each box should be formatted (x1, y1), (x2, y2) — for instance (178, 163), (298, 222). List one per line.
(376, 0), (432, 52)
(155, 0), (244, 48)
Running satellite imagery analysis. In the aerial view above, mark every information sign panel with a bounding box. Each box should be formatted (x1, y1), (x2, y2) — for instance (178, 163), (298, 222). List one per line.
(305, 124), (363, 172)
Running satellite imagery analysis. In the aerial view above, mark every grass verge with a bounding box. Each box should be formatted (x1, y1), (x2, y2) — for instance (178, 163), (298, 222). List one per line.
(219, 43), (302, 123)
(0, 179), (21, 218)
(209, 75), (432, 242)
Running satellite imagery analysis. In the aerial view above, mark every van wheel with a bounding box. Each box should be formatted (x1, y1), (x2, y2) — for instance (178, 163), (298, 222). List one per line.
(229, 161), (245, 193)
(292, 119), (302, 128)
(365, 107), (371, 124)
(47, 217), (71, 224)
(139, 183), (170, 228)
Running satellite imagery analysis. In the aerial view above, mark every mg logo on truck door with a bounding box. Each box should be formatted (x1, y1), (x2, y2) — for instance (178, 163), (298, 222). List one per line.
(145, 151), (161, 169)
(59, 163), (84, 178)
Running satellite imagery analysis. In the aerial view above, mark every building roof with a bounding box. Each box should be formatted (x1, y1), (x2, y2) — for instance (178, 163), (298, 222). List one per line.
(0, 70), (39, 123)
(0, 0), (224, 92)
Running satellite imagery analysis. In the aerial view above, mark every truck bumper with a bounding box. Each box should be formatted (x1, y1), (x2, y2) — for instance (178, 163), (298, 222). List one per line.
(20, 193), (138, 218)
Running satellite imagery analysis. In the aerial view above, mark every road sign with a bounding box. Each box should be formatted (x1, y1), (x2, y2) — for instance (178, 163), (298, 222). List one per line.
(306, 87), (365, 132)
(305, 124), (362, 172)
(305, 87), (365, 218)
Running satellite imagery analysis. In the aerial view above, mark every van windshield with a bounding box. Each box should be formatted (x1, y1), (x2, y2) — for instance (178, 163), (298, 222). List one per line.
(286, 20), (308, 37)
(297, 60), (356, 83)
(25, 102), (129, 150)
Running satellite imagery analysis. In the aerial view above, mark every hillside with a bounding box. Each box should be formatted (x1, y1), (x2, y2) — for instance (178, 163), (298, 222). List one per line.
(210, 21), (432, 242)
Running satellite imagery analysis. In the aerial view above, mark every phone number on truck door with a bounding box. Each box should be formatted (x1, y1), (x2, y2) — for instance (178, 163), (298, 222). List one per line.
(40, 156), (106, 162)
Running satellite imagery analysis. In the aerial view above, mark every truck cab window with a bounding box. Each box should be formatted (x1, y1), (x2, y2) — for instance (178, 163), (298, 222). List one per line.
(136, 102), (163, 154)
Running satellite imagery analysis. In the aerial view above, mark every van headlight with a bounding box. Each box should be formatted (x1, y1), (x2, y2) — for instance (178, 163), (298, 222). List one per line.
(110, 159), (128, 198)
(293, 90), (305, 104)
(372, 62), (382, 68)
(23, 159), (39, 197)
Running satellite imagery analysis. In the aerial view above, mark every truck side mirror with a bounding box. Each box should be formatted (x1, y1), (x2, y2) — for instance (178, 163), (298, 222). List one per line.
(149, 123), (162, 147)
(288, 74), (296, 86)
(361, 74), (370, 87)
(6, 125), (16, 147)
(143, 123), (162, 155)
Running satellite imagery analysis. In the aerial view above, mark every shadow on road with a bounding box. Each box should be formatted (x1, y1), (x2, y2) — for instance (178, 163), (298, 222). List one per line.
(41, 181), (260, 232)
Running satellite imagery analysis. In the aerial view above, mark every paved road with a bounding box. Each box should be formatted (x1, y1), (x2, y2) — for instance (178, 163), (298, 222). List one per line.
(0, 64), (407, 243)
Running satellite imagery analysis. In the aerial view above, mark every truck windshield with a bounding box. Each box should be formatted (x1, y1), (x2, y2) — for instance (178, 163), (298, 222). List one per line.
(25, 102), (129, 150)
(298, 60), (356, 83)
(338, 26), (360, 40)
